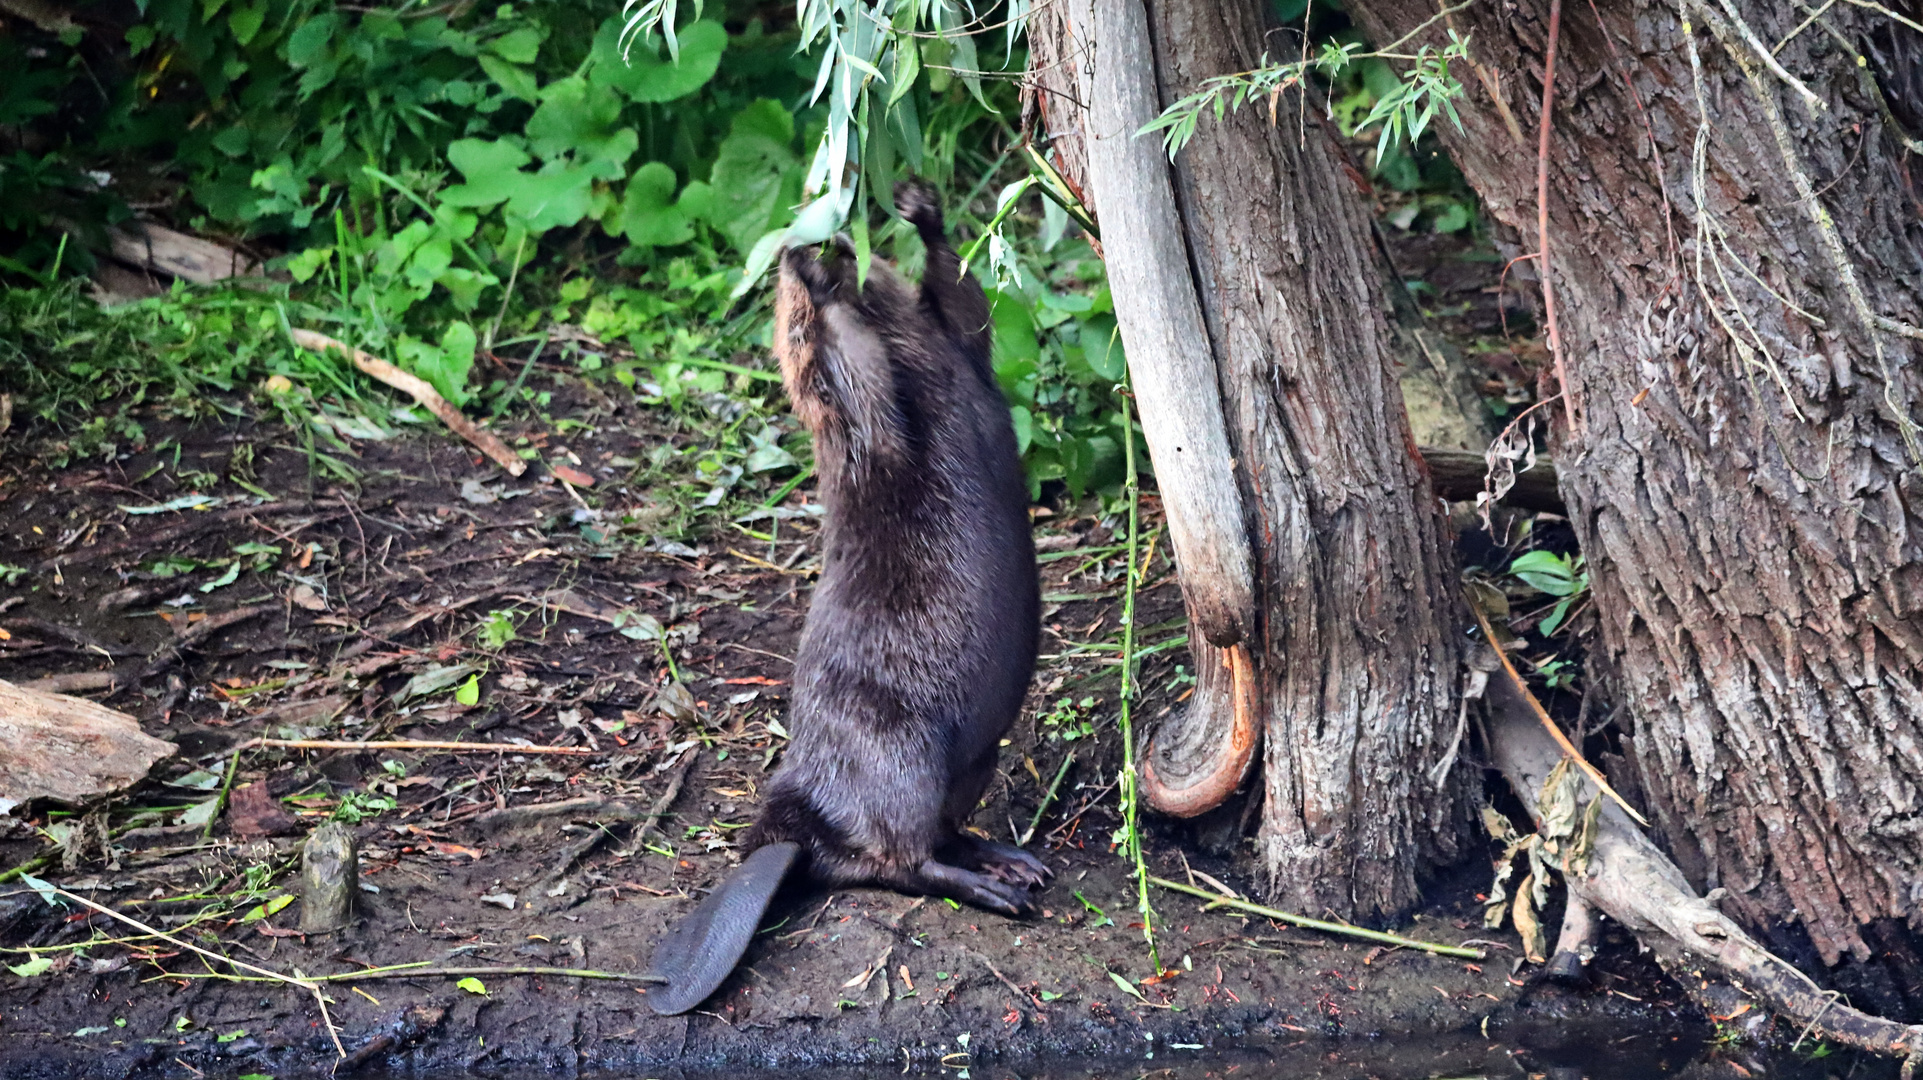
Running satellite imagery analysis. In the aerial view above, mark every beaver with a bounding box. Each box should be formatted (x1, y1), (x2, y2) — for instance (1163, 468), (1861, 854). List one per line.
(644, 182), (1047, 1016)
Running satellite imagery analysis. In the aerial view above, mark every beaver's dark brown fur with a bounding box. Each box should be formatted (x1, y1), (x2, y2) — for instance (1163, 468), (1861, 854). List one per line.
(644, 183), (1045, 1016)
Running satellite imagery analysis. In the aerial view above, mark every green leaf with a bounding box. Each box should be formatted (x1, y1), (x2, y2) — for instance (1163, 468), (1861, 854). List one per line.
(614, 162), (696, 248)
(284, 14), (338, 68)
(1431, 200), (1471, 234)
(488, 27), (543, 64)
(457, 977), (488, 995)
(703, 101), (799, 254)
(1509, 551), (1584, 597)
(239, 894), (295, 923)
(397, 321), (477, 407)
(228, 2), (266, 47)
(393, 663), (479, 703)
(477, 53), (538, 103)
(442, 139), (534, 208)
(1107, 970), (1146, 1001)
(1080, 314), (1126, 382)
(527, 77), (635, 168)
(7, 955), (52, 978)
(285, 246), (332, 283)
(730, 226), (787, 300)
(887, 40), (921, 107)
(729, 97), (795, 144)
(1009, 404), (1033, 456)
(436, 268), (498, 311)
(455, 674), (480, 706)
(507, 159), (599, 231)
(1539, 595), (1577, 637)
(590, 19), (726, 104)
(199, 561), (242, 593)
(176, 797), (221, 828)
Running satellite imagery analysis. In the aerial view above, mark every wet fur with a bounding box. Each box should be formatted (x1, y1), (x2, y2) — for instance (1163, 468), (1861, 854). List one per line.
(647, 185), (1044, 1015)
(749, 182), (1046, 913)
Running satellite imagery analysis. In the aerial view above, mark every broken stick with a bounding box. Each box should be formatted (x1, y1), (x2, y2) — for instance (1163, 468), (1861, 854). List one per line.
(290, 329), (526, 476)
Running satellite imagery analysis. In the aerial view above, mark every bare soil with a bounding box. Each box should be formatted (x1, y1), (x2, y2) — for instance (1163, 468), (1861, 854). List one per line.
(0, 373), (1707, 1078)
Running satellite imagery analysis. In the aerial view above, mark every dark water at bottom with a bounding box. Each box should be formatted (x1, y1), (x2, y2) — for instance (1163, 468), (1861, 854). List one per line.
(458, 1027), (1901, 1080)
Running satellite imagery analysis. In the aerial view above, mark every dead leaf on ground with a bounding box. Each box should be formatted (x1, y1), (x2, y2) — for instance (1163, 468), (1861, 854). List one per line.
(228, 781), (300, 839)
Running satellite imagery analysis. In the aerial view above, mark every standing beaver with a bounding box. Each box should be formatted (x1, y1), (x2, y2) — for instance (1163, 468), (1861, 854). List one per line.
(644, 183), (1046, 1016)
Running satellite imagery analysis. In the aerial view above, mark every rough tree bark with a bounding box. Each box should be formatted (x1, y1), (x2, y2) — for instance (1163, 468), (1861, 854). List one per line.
(1347, 0), (1923, 973)
(1031, 0), (1467, 920)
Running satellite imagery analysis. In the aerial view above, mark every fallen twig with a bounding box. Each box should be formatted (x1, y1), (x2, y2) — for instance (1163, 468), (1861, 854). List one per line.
(163, 960), (664, 984)
(144, 602), (280, 679)
(235, 738), (594, 756)
(24, 881), (346, 1059)
(1019, 752), (1074, 847)
(634, 748), (697, 846)
(291, 328), (526, 476)
(1467, 598), (1648, 826)
(1484, 675), (1923, 1065)
(1147, 876), (1487, 960)
(970, 950), (1039, 1007)
(33, 503), (315, 571)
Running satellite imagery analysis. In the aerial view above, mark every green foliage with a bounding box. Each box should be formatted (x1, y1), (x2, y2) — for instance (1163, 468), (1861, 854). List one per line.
(476, 609), (522, 651)
(2, 0), (1140, 512)
(1040, 696), (1099, 742)
(331, 789), (396, 824)
(1508, 549), (1588, 636)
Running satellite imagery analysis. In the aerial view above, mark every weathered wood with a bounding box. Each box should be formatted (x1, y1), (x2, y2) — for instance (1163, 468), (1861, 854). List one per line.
(108, 222), (258, 283)
(1083, 0), (1255, 649)
(299, 822), (359, 933)
(1419, 447), (1563, 513)
(290, 329), (527, 477)
(1156, 0), (1470, 918)
(1355, 0), (1923, 967)
(1486, 673), (1923, 1056)
(1140, 640), (1258, 817)
(0, 679), (176, 813)
(1039, 0), (1469, 918)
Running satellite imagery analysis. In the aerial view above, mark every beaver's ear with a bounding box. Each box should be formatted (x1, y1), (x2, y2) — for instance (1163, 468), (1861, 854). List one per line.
(645, 841), (801, 1016)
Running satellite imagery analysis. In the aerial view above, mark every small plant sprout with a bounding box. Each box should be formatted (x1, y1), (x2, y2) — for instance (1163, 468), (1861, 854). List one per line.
(1508, 550), (1589, 636)
(476, 609), (521, 650)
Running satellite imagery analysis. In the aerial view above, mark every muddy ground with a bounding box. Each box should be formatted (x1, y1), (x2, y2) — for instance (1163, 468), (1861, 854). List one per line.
(0, 235), (1799, 1079)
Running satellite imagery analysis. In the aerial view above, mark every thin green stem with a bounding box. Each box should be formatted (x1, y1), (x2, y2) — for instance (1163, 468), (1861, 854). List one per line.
(1116, 385), (1160, 975)
(0, 853), (54, 886)
(1147, 877), (1488, 959)
(203, 746), (243, 841)
(1020, 752), (1075, 847)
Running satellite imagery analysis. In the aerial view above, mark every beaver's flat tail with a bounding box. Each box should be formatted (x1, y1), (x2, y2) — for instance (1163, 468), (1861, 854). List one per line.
(645, 840), (801, 1015)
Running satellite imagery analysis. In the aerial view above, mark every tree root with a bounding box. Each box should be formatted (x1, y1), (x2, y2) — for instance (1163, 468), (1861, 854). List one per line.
(1141, 641), (1257, 817)
(1486, 669), (1923, 1060)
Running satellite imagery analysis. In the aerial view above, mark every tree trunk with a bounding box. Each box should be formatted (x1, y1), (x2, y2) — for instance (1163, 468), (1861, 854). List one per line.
(1031, 0), (1467, 920)
(1350, 0), (1923, 968)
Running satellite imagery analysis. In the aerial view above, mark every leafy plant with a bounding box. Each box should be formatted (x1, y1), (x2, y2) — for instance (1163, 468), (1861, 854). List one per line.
(1144, 32), (1469, 162)
(1040, 696), (1099, 742)
(1508, 550), (1588, 636)
(331, 790), (396, 824)
(476, 609), (522, 651)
